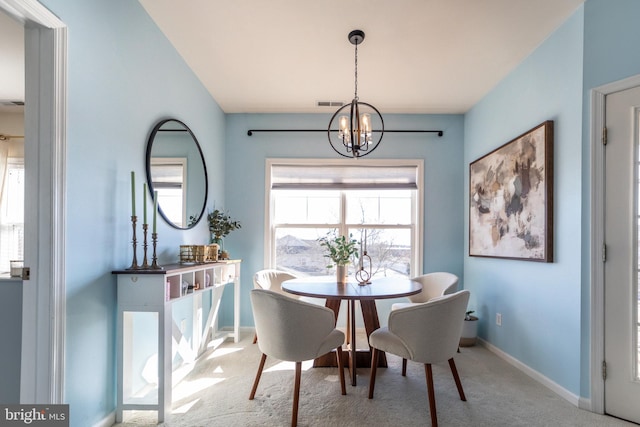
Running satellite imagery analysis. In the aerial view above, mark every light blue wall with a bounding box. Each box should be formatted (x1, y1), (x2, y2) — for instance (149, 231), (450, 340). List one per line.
(223, 113), (465, 327)
(463, 7), (584, 396)
(580, 0), (640, 397)
(38, 1), (225, 425)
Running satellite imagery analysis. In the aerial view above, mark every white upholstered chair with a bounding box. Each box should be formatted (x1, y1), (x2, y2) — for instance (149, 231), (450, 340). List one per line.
(391, 272), (460, 373)
(252, 269), (298, 343)
(391, 272), (459, 310)
(249, 289), (346, 427)
(253, 269), (298, 294)
(368, 290), (470, 427)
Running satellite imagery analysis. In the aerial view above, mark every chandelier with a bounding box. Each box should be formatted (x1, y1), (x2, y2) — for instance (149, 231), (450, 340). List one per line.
(328, 30), (384, 158)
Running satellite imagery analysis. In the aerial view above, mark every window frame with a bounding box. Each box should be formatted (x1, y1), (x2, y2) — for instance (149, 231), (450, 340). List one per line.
(150, 157), (188, 227)
(0, 157), (25, 273)
(264, 158), (423, 276)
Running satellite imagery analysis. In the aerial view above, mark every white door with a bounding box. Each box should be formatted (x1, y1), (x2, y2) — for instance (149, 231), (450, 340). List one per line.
(604, 85), (640, 423)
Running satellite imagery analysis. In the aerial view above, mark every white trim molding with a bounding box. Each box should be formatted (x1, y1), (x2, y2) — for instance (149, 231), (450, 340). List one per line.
(479, 339), (581, 407)
(0, 0), (67, 405)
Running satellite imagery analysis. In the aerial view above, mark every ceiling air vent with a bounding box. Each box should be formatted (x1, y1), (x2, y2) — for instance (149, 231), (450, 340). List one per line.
(317, 101), (344, 107)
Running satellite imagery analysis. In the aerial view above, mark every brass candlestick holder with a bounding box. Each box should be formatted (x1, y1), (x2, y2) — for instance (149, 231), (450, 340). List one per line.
(141, 223), (149, 268)
(150, 232), (162, 270)
(127, 215), (139, 270)
(356, 251), (372, 285)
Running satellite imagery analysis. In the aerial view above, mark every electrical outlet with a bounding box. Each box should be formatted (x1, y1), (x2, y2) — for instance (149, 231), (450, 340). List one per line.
(496, 313), (502, 326)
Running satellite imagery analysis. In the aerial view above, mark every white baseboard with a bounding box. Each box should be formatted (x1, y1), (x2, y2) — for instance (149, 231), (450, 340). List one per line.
(579, 396), (593, 411)
(94, 411), (115, 427)
(478, 338), (581, 407)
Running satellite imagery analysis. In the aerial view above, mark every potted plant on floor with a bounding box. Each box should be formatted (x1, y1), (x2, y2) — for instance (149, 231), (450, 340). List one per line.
(460, 310), (478, 347)
(318, 232), (359, 284)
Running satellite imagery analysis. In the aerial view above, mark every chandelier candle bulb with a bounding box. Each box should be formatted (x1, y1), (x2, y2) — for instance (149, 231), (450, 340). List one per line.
(339, 116), (349, 141)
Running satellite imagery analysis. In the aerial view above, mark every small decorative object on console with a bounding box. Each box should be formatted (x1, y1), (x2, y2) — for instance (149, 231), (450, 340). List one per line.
(205, 244), (219, 262)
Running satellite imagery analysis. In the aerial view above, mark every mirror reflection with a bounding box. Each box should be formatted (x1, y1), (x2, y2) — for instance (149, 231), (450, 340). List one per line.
(145, 119), (208, 229)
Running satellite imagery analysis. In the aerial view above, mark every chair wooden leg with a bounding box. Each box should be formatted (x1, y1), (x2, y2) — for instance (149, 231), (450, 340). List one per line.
(249, 353), (267, 400)
(368, 347), (379, 399)
(292, 362), (302, 427)
(252, 332), (258, 344)
(425, 363), (438, 427)
(448, 358), (466, 401)
(336, 346), (346, 395)
(402, 358), (407, 376)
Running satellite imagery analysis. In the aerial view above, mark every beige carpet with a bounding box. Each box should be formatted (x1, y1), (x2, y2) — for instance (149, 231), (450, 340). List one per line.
(114, 331), (635, 427)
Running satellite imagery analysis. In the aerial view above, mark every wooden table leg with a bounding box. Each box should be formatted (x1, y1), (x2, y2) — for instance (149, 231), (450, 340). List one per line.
(361, 300), (387, 368)
(349, 299), (357, 386)
(313, 298), (386, 372)
(313, 298), (342, 367)
(325, 298), (341, 323)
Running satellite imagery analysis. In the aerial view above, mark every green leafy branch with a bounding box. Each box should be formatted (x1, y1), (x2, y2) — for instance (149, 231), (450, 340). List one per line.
(318, 232), (359, 267)
(207, 209), (241, 239)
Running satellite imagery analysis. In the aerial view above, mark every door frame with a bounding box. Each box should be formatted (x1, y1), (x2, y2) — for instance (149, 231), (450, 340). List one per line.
(590, 73), (640, 414)
(0, 0), (67, 404)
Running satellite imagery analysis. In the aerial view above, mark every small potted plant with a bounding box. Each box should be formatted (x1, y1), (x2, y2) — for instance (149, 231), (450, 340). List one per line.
(318, 232), (359, 284)
(207, 209), (241, 259)
(460, 310), (478, 347)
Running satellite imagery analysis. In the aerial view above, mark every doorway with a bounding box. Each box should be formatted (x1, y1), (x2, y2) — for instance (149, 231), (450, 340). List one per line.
(0, 0), (66, 404)
(0, 7), (24, 404)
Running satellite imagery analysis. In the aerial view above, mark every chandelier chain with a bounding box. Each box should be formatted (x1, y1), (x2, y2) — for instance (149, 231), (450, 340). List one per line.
(354, 42), (358, 100)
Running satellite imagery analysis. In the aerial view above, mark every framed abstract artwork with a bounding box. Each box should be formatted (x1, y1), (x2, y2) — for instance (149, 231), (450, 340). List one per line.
(469, 121), (554, 262)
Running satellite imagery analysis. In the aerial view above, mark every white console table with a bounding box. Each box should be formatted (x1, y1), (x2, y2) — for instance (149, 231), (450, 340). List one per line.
(113, 260), (240, 423)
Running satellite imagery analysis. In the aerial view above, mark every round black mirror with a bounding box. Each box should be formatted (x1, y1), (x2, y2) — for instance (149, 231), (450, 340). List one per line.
(145, 119), (208, 229)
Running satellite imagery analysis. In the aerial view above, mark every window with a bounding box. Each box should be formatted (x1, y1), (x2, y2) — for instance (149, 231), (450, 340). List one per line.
(0, 158), (24, 274)
(150, 158), (187, 227)
(266, 159), (422, 278)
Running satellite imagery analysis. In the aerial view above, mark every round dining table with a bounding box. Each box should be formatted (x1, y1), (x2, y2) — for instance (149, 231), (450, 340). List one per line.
(282, 276), (422, 386)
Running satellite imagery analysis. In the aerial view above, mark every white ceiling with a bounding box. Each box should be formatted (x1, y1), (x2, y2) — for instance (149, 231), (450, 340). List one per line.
(140, 0), (585, 114)
(1, 1), (585, 115)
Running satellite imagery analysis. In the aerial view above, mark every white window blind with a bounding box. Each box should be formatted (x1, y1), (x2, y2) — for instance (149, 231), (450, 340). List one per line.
(271, 164), (418, 190)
